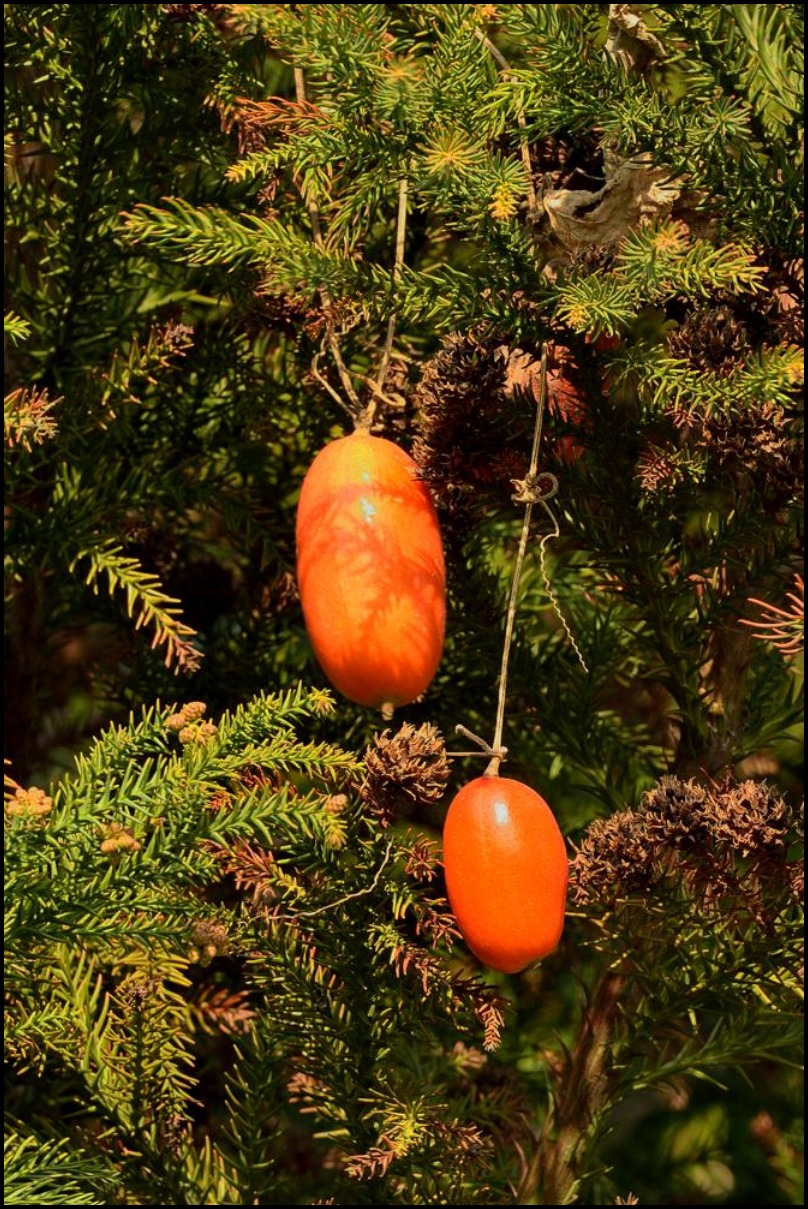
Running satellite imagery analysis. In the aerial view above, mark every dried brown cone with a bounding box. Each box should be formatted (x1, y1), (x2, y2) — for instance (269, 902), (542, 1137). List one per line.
(412, 333), (525, 520)
(697, 402), (803, 502)
(640, 775), (714, 852)
(670, 400), (803, 504)
(743, 255), (804, 347)
(570, 775), (802, 925)
(412, 334), (589, 522)
(530, 131), (606, 196)
(569, 808), (660, 904)
(667, 306), (751, 375)
(360, 722), (450, 826)
(706, 778), (795, 858)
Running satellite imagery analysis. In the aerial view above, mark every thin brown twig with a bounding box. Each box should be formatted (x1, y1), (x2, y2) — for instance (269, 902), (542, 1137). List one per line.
(365, 174), (409, 432)
(474, 27), (538, 214)
(350, 370), (404, 414)
(310, 351), (355, 420)
(538, 499), (590, 675)
(447, 723), (508, 762)
(287, 839), (395, 918)
(294, 66), (363, 419)
(486, 345), (550, 775)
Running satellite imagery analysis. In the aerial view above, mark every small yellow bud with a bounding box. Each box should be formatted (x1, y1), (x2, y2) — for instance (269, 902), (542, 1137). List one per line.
(99, 821), (141, 856)
(178, 720), (217, 744)
(5, 786), (54, 820)
(489, 183), (519, 222)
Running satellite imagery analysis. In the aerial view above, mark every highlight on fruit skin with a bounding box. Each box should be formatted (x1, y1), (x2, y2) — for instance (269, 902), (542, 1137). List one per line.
(296, 431), (446, 710)
(442, 775), (568, 974)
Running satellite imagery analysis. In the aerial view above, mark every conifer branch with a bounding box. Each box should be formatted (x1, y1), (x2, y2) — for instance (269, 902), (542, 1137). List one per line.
(3, 1130), (119, 1205)
(75, 543), (201, 673)
(4, 387), (60, 449)
(474, 27), (538, 214)
(5, 6), (804, 1202)
(4, 310), (31, 345)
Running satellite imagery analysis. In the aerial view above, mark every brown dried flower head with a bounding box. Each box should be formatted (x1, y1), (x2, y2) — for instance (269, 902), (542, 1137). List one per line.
(571, 775), (801, 923)
(360, 722), (450, 826)
(668, 306), (751, 375)
(189, 918), (230, 966)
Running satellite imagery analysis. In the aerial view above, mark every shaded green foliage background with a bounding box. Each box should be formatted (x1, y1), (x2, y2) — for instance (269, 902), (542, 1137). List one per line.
(4, 4), (804, 1205)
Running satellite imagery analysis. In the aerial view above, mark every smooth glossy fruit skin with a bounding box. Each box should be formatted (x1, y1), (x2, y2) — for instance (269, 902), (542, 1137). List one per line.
(296, 432), (446, 709)
(443, 775), (568, 974)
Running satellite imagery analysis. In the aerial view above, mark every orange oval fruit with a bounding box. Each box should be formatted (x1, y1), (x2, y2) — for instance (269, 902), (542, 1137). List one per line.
(443, 775), (568, 973)
(296, 432), (446, 709)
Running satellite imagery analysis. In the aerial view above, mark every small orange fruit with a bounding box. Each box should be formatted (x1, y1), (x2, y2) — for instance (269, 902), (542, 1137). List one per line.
(443, 775), (568, 973)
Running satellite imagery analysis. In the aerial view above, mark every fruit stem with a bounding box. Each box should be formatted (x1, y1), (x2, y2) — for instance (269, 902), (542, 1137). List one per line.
(452, 345), (571, 775)
(363, 173), (409, 433)
(452, 724), (508, 769)
(294, 67), (364, 422)
(487, 344), (550, 775)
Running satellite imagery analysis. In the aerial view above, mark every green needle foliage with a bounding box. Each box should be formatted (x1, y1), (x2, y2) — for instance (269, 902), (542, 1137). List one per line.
(4, 3), (804, 1205)
(6, 687), (508, 1205)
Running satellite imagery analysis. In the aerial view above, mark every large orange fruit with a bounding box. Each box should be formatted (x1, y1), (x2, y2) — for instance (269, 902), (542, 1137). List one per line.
(296, 432), (446, 710)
